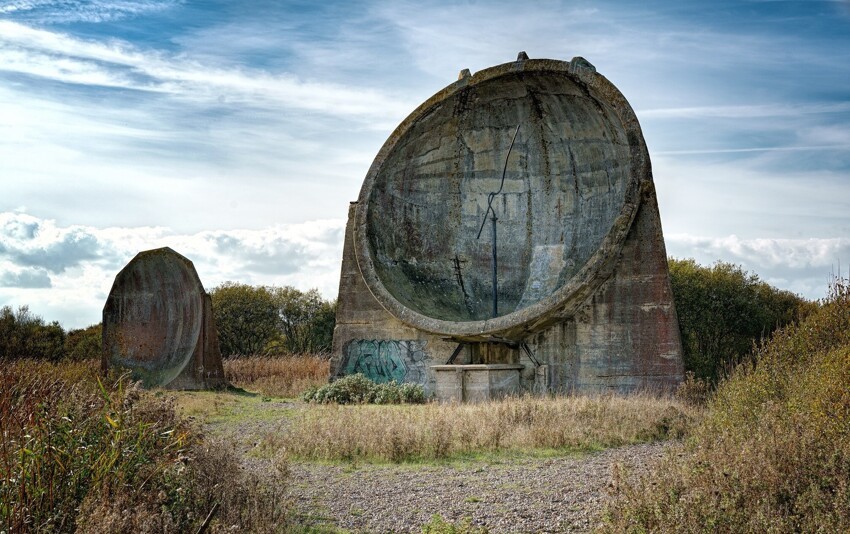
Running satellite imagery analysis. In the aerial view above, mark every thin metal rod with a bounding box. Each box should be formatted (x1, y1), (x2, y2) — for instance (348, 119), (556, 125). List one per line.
(491, 212), (498, 317)
(475, 125), (520, 319)
(476, 125), (520, 239)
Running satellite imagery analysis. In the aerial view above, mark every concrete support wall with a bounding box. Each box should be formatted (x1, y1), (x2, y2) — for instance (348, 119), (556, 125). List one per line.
(527, 185), (683, 394)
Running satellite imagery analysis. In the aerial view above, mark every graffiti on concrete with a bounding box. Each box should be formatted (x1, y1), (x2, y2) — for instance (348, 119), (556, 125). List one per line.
(341, 340), (428, 384)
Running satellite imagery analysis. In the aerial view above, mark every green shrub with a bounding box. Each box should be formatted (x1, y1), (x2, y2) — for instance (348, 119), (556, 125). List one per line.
(301, 373), (426, 405)
(668, 258), (813, 384)
(603, 278), (850, 532)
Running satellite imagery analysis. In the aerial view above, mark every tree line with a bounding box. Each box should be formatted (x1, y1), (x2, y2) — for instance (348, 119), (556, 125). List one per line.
(0, 260), (814, 385)
(0, 283), (337, 361)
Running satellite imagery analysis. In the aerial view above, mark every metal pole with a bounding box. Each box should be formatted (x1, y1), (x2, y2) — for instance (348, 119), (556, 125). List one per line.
(476, 125), (520, 320)
(491, 212), (498, 317)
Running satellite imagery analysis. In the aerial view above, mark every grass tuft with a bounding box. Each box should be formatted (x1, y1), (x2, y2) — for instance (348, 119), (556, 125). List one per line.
(0, 358), (289, 532)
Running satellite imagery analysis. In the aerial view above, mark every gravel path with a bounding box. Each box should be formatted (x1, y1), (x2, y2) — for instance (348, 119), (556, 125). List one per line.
(286, 442), (671, 533)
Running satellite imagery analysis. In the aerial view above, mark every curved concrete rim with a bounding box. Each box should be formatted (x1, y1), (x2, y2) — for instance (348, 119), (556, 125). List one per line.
(354, 57), (651, 339)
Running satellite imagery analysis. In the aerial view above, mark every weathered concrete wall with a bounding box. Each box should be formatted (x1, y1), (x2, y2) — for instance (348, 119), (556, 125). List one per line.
(331, 54), (684, 396)
(102, 247), (226, 390)
(527, 185), (683, 394)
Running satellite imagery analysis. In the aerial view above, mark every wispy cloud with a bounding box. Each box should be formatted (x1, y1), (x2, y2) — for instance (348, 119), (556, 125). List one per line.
(640, 102), (850, 119)
(0, 0), (180, 24)
(666, 234), (850, 299)
(0, 20), (414, 118)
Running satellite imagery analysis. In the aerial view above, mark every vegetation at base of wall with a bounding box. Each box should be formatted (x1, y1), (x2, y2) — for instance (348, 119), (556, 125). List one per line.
(275, 393), (698, 463)
(602, 278), (850, 532)
(668, 258), (813, 384)
(0, 359), (289, 533)
(223, 354), (330, 398)
(210, 282), (336, 357)
(301, 373), (426, 405)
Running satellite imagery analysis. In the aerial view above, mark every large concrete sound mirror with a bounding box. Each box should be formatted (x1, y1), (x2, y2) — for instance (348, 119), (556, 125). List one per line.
(102, 247), (226, 389)
(331, 53), (684, 399)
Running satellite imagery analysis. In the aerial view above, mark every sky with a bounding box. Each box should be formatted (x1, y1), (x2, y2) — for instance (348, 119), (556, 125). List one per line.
(1, 0), (849, 329)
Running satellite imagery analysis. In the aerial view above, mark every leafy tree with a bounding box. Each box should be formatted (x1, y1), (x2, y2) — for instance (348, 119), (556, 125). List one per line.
(668, 258), (813, 383)
(64, 323), (102, 361)
(0, 305), (66, 361)
(210, 282), (280, 356)
(210, 282), (337, 356)
(269, 287), (336, 354)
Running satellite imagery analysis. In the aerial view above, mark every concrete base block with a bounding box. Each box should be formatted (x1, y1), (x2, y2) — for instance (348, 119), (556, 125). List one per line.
(431, 364), (524, 403)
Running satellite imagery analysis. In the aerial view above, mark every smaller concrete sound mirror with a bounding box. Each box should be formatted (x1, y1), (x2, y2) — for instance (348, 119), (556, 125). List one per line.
(102, 247), (225, 389)
(331, 53), (684, 400)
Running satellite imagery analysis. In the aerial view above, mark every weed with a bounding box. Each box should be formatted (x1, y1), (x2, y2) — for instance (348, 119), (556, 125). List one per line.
(302, 373), (427, 405)
(421, 514), (488, 533)
(0, 358), (290, 532)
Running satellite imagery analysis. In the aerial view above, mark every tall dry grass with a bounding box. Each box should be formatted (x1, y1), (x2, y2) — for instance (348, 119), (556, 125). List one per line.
(603, 278), (850, 532)
(276, 394), (697, 463)
(0, 358), (289, 533)
(224, 354), (329, 398)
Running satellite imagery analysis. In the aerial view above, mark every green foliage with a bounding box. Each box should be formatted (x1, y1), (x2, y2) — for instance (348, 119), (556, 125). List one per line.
(266, 286), (336, 354)
(210, 282), (280, 356)
(64, 323), (101, 361)
(0, 305), (65, 360)
(301, 373), (426, 405)
(604, 278), (850, 532)
(421, 514), (488, 534)
(211, 282), (336, 357)
(668, 258), (812, 383)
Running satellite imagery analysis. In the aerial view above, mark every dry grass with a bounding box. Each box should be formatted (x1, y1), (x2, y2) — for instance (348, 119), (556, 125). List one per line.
(0, 358), (289, 533)
(603, 279), (850, 532)
(224, 354), (329, 398)
(276, 393), (698, 463)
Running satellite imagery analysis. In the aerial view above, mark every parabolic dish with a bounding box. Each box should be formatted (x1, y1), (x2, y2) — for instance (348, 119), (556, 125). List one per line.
(355, 58), (647, 337)
(102, 247), (204, 387)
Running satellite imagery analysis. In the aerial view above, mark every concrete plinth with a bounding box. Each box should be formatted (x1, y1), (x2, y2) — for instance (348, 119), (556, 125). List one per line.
(432, 364), (524, 403)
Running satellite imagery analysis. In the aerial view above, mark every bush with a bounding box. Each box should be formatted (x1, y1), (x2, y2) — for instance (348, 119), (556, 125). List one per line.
(64, 324), (101, 361)
(301, 373), (426, 405)
(603, 278), (850, 532)
(0, 359), (288, 532)
(668, 258), (813, 384)
(0, 305), (65, 360)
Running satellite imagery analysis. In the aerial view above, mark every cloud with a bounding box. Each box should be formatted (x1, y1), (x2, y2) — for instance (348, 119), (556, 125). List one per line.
(0, 20), (415, 119)
(0, 211), (346, 328)
(666, 234), (850, 300)
(0, 213), (102, 273)
(639, 102), (850, 119)
(0, 0), (180, 24)
(0, 267), (52, 288)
